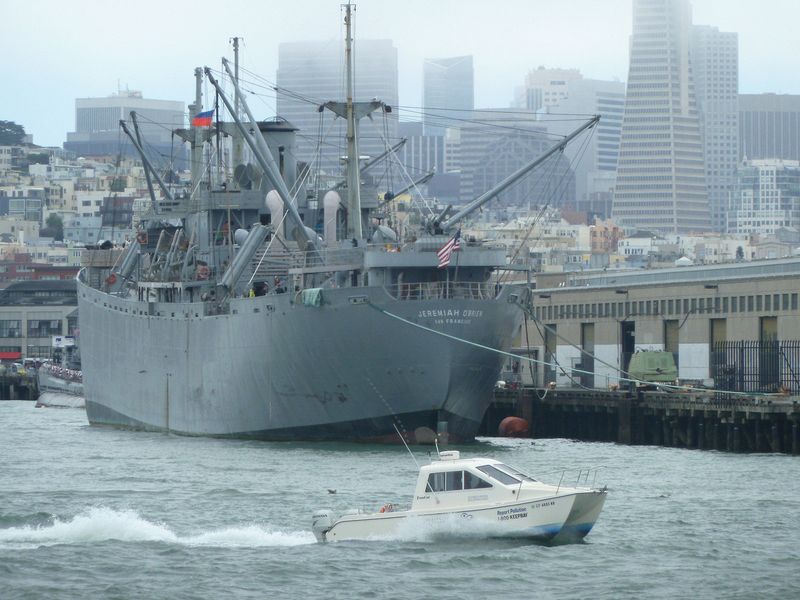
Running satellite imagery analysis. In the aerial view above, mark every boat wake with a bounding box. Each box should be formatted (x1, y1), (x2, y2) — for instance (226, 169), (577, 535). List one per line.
(0, 507), (315, 549)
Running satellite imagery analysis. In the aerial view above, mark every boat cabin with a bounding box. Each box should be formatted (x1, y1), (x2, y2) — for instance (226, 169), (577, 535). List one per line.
(410, 451), (540, 511)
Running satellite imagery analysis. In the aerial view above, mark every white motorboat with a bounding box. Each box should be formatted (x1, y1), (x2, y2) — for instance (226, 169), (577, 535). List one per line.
(312, 450), (606, 543)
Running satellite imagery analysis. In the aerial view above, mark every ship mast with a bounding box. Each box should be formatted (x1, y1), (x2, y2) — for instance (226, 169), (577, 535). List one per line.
(322, 3), (384, 241)
(343, 3), (361, 240)
(231, 36), (244, 172)
(190, 68), (204, 187)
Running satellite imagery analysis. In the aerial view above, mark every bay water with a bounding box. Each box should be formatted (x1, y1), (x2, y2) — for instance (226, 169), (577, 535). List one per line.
(1, 401), (798, 599)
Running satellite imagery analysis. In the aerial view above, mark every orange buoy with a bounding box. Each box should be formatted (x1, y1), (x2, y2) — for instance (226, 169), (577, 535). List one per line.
(105, 273), (117, 285)
(498, 416), (529, 438)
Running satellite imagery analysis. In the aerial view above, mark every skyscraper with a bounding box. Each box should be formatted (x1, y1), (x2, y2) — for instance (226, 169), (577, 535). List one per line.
(690, 25), (739, 233)
(276, 39), (399, 175)
(739, 94), (800, 162)
(539, 76), (626, 217)
(513, 67), (583, 112)
(728, 159), (800, 235)
(422, 56), (474, 136)
(397, 122), (445, 175)
(64, 91), (185, 164)
(613, 0), (711, 234)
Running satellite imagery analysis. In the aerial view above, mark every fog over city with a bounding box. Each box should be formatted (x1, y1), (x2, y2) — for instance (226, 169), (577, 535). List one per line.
(2, 0), (799, 146)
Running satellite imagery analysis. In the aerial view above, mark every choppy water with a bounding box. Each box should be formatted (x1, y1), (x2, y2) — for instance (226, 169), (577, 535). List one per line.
(1, 401), (798, 599)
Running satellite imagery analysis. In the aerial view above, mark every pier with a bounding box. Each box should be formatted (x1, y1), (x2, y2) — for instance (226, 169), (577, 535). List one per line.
(483, 387), (800, 454)
(0, 373), (38, 401)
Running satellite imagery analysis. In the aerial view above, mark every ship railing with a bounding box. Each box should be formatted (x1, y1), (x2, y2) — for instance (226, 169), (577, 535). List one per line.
(252, 240), (476, 270)
(250, 246), (365, 275)
(384, 281), (501, 301)
(248, 241), (502, 276)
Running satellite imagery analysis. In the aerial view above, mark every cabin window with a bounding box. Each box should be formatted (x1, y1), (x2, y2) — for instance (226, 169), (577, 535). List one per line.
(477, 464), (520, 485)
(464, 471), (492, 489)
(426, 470), (492, 492)
(426, 470), (463, 492)
(495, 464), (538, 483)
(446, 471), (462, 491)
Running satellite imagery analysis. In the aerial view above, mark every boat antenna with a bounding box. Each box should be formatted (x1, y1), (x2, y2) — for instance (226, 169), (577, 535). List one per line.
(433, 435), (441, 459)
(392, 423), (419, 468)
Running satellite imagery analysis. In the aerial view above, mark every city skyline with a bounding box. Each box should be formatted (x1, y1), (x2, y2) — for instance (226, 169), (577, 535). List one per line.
(2, 0), (799, 147)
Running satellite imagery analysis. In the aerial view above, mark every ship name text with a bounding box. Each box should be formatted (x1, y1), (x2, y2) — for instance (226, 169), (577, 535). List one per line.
(417, 309), (483, 325)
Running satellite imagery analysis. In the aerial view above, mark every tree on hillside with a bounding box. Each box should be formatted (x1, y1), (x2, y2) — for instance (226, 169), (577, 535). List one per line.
(0, 121), (26, 145)
(43, 213), (64, 241)
(27, 152), (49, 165)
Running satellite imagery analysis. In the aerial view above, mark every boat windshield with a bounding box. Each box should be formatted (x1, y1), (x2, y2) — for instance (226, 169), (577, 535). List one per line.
(427, 470), (492, 492)
(477, 464), (520, 485)
(495, 463), (538, 483)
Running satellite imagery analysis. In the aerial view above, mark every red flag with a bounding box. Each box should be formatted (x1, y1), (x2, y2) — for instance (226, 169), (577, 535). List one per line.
(192, 109), (214, 127)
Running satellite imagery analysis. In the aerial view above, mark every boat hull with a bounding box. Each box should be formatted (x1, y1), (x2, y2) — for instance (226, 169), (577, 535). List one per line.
(318, 492), (602, 542)
(77, 279), (524, 441)
(553, 490), (607, 543)
(36, 369), (85, 408)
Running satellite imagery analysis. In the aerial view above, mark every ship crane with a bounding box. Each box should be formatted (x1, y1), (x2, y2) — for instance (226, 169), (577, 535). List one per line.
(431, 114), (600, 234)
(205, 63), (322, 259)
(119, 114), (175, 205)
(376, 171), (435, 211)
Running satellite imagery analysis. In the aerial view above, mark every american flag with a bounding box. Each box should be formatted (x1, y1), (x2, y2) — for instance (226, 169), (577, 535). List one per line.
(437, 229), (461, 268)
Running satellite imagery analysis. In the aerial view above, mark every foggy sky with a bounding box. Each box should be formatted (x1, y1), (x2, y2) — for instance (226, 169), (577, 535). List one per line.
(2, 0), (798, 147)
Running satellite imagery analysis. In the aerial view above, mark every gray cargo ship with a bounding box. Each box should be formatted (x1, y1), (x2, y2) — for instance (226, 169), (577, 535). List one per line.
(77, 6), (595, 442)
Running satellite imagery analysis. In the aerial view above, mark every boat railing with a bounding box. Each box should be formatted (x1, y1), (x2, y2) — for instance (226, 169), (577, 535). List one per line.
(40, 363), (83, 384)
(551, 466), (604, 493)
(384, 281), (501, 301)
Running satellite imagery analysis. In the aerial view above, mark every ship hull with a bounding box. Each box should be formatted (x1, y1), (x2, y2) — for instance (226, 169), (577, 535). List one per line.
(77, 280), (524, 442)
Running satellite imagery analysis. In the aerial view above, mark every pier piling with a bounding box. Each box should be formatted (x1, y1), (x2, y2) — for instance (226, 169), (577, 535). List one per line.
(485, 388), (800, 455)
